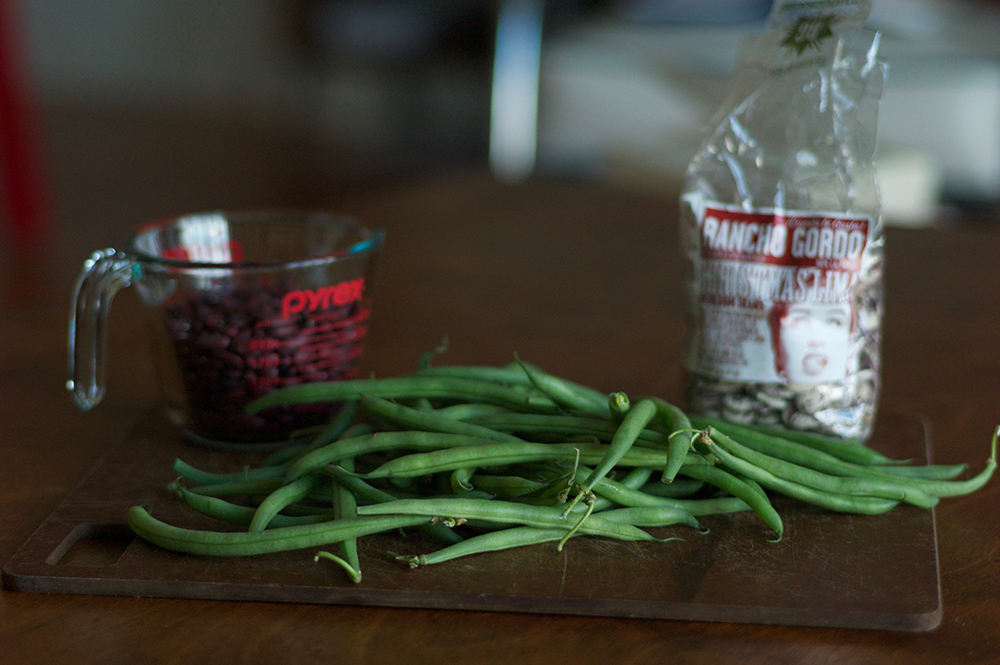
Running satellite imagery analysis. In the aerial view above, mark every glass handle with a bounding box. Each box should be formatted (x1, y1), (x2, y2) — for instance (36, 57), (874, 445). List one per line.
(67, 248), (138, 410)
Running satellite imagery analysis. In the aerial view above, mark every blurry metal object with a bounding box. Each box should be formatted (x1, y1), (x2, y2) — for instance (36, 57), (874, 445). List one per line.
(490, 0), (545, 183)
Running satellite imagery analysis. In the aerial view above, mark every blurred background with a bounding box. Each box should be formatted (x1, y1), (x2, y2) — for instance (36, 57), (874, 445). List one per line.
(4, 0), (1000, 280)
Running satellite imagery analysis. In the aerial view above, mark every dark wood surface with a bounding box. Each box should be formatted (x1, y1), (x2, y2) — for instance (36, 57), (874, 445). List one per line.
(2, 408), (941, 632)
(2, 107), (999, 663)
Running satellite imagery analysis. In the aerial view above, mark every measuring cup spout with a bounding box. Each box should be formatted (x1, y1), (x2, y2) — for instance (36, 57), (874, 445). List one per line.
(67, 248), (138, 410)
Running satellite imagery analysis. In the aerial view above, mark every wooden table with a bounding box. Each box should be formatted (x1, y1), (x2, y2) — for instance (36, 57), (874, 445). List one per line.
(2, 109), (998, 663)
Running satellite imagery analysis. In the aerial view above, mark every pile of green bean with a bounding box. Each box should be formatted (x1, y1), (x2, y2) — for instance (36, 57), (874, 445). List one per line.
(127, 357), (998, 582)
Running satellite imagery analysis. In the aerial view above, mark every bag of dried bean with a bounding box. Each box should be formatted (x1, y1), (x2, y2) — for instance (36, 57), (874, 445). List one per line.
(679, 0), (887, 440)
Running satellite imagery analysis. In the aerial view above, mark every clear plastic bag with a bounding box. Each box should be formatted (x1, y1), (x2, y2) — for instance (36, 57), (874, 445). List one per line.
(679, 0), (887, 440)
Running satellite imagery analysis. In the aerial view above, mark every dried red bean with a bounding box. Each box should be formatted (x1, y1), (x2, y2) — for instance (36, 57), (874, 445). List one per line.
(161, 284), (369, 443)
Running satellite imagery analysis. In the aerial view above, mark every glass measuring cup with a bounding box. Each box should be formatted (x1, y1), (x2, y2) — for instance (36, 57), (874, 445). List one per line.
(68, 211), (384, 448)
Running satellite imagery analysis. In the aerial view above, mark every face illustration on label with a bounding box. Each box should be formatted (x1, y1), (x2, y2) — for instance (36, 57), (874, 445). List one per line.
(769, 300), (853, 384)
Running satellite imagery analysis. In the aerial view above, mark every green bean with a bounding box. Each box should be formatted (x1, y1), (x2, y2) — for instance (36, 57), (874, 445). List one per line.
(171, 458), (288, 486)
(289, 402), (362, 457)
(466, 411), (615, 439)
(870, 463), (970, 481)
(284, 431), (512, 483)
(639, 478), (704, 498)
(361, 441), (707, 480)
(259, 444), (308, 469)
(357, 498), (662, 543)
(247, 376), (560, 415)
(359, 395), (522, 442)
(394, 526), (571, 567)
(306, 400), (361, 446)
(617, 467), (654, 489)
(127, 505), (433, 556)
(690, 415), (898, 466)
(467, 413), (673, 448)
(319, 465), (464, 545)
(599, 505), (704, 531)
(698, 434), (902, 516)
(578, 469), (744, 515)
(468, 474), (548, 498)
(130, 357), (999, 573)
(319, 464), (409, 503)
(564, 399), (658, 515)
(642, 396), (694, 483)
(514, 358), (610, 416)
(582, 399), (657, 489)
(660, 496), (752, 516)
(579, 474), (654, 509)
(184, 476), (285, 498)
(414, 364), (534, 386)
(673, 464), (783, 539)
(171, 483), (336, 528)
(432, 403), (514, 421)
(887, 425), (996, 498)
(331, 457), (361, 582)
(249, 474), (325, 531)
(707, 429), (940, 509)
(695, 418), (969, 483)
(258, 402), (361, 468)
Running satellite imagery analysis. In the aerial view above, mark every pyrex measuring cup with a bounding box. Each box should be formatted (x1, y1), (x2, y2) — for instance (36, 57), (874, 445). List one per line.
(68, 211), (384, 448)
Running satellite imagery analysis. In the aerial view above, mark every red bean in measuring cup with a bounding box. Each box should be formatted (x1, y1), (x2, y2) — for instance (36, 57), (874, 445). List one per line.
(163, 284), (369, 444)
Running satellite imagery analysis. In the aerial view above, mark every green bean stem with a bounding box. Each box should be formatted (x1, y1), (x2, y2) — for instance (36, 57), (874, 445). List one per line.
(314, 550), (362, 583)
(608, 391), (630, 421)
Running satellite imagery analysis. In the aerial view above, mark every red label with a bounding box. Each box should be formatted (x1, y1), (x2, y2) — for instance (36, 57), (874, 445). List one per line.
(701, 207), (868, 272)
(281, 278), (366, 320)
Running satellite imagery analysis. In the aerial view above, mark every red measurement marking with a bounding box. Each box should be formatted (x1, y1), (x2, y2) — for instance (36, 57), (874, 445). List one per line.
(252, 376), (282, 389)
(247, 338), (282, 351)
(252, 305), (370, 330)
(297, 326), (368, 354)
(247, 354), (282, 369)
(300, 308), (371, 334)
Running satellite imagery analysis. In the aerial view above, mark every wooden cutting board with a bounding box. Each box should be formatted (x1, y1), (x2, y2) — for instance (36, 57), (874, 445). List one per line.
(3, 409), (942, 631)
